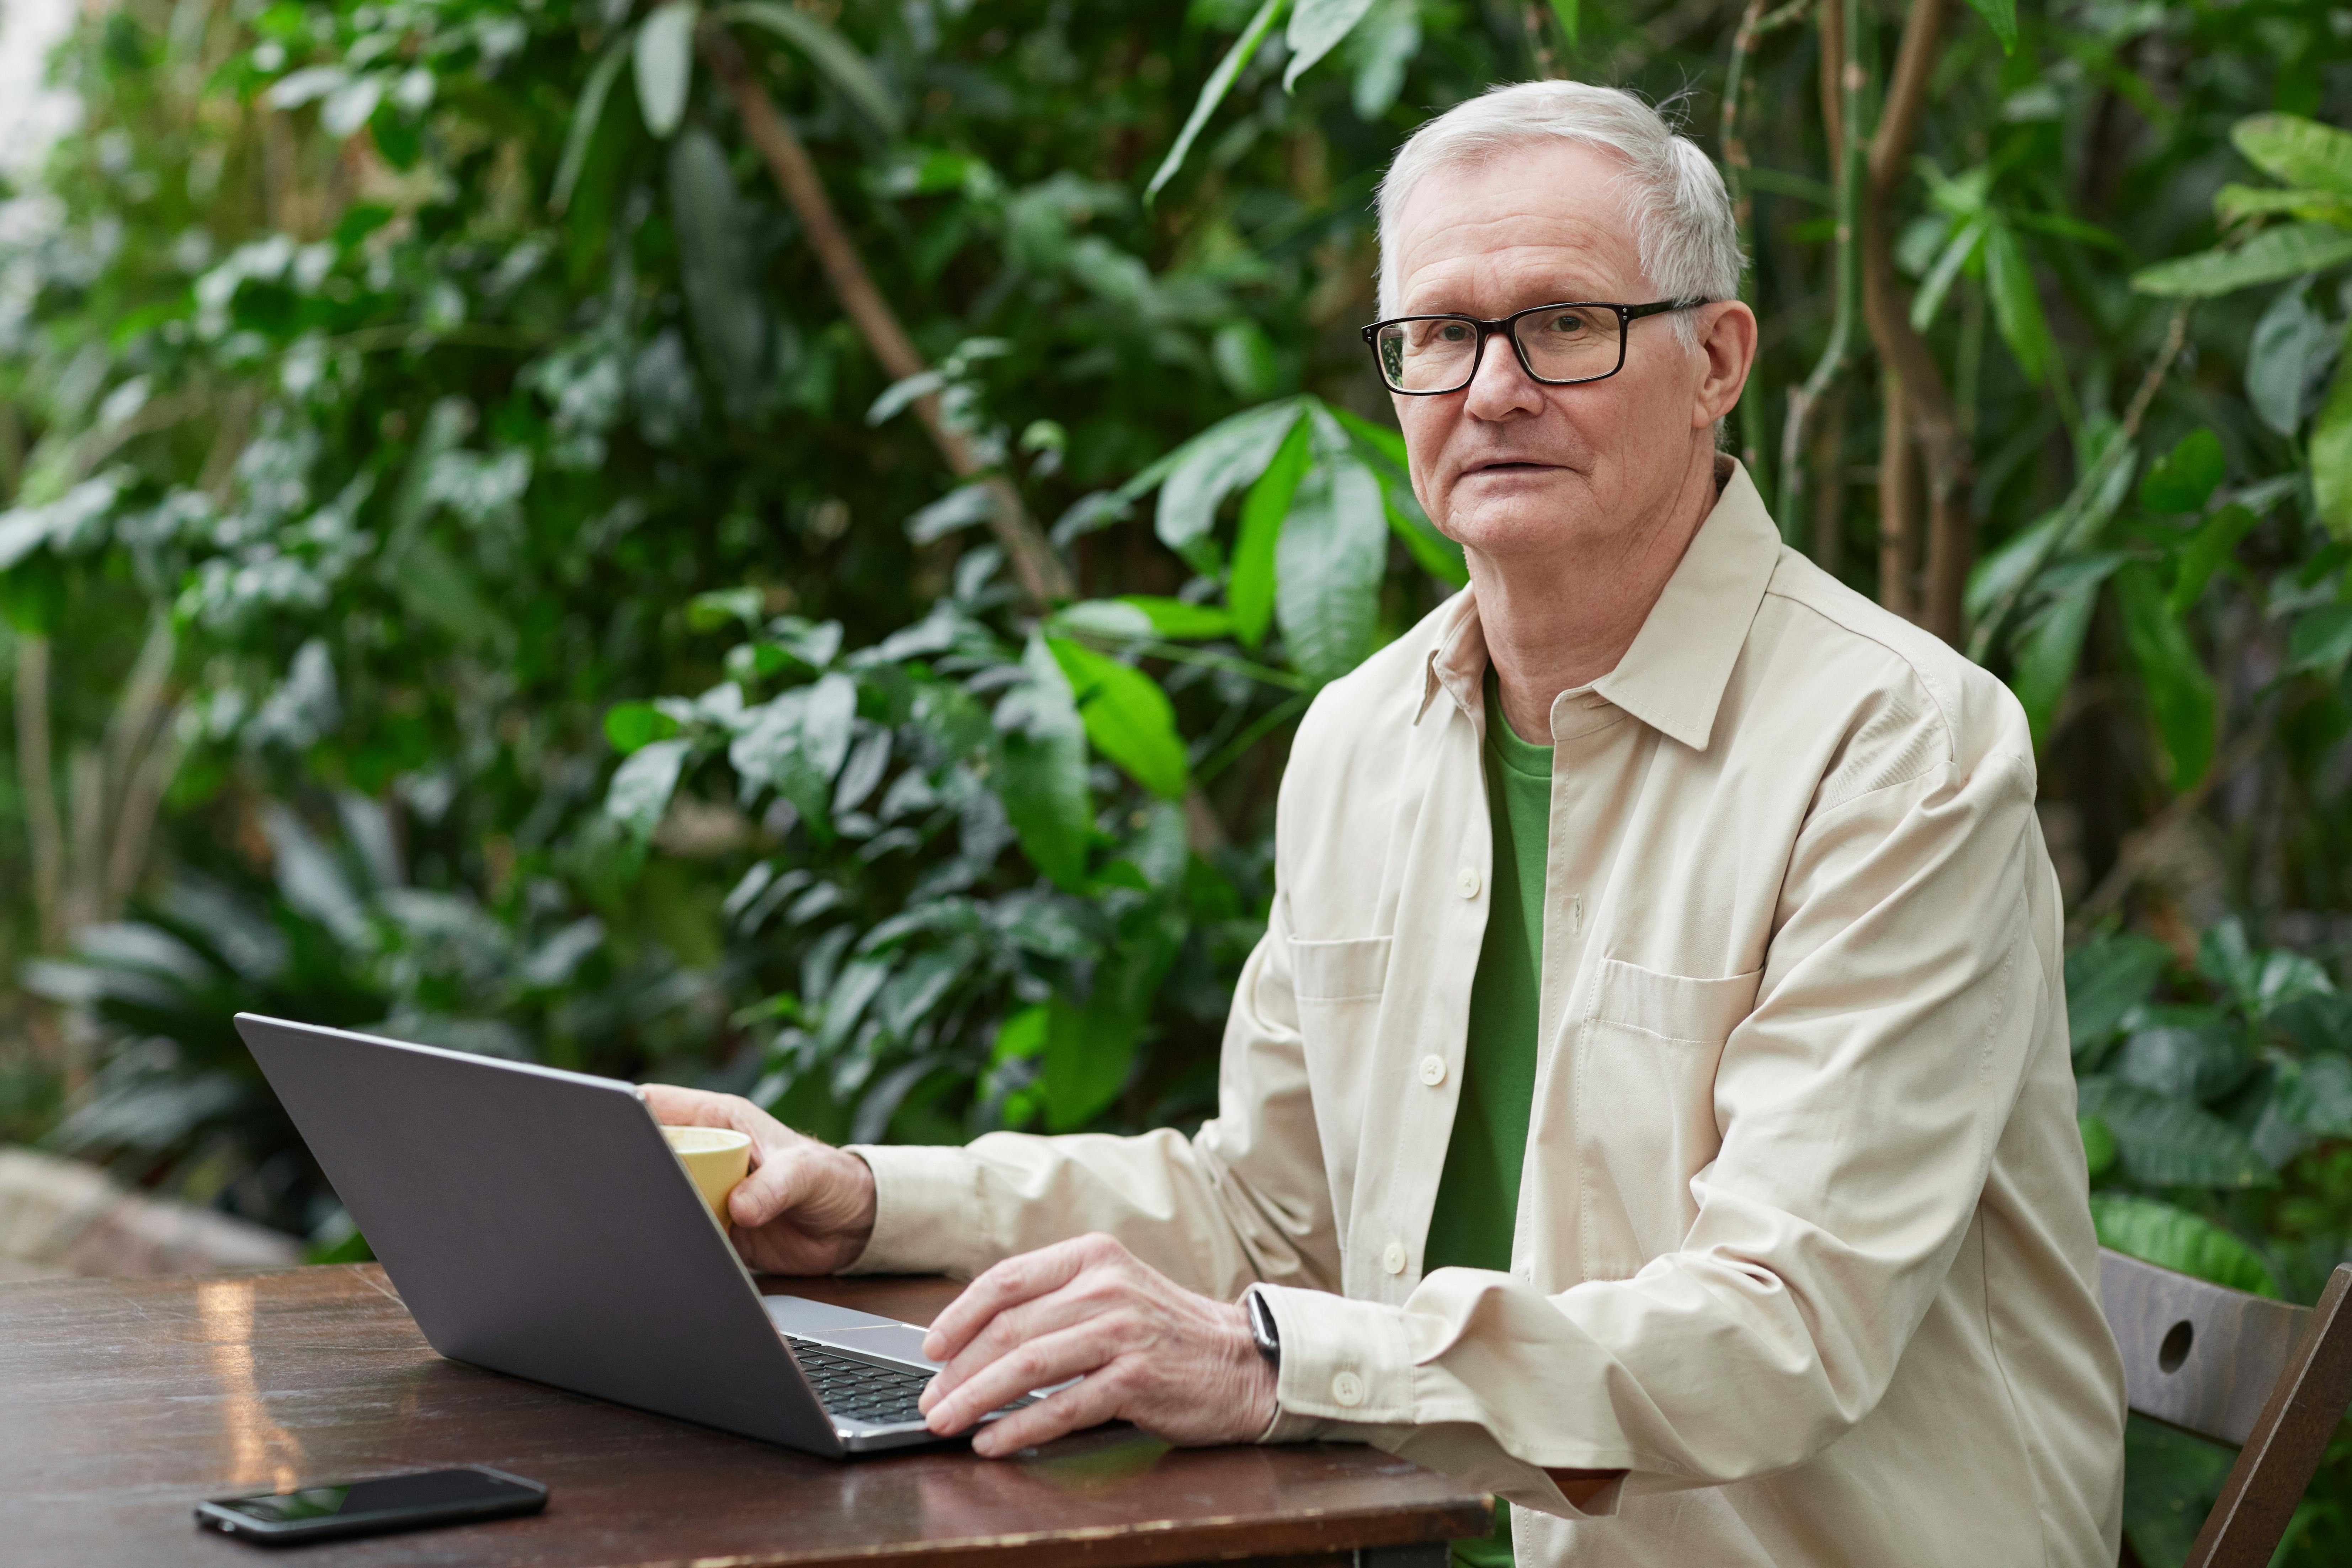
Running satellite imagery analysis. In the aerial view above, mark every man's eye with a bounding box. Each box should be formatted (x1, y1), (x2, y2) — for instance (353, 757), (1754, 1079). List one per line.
(1436, 322), (1471, 343)
(1540, 313), (1589, 335)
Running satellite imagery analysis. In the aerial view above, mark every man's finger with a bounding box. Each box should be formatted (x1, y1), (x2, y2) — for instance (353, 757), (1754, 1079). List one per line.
(924, 1285), (1104, 1410)
(924, 1319), (1113, 1435)
(968, 1365), (1127, 1457)
(640, 1085), (778, 1142)
(922, 1239), (1096, 1362)
(729, 1142), (816, 1228)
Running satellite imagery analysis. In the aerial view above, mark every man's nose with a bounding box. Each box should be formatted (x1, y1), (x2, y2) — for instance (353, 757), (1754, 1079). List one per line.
(1462, 330), (1545, 421)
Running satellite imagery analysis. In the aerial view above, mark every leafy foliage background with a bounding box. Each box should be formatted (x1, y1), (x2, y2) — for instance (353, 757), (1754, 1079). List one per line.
(2, 0), (2351, 1557)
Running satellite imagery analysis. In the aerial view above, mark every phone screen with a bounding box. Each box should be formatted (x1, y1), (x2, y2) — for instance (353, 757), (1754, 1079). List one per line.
(209, 1468), (543, 1531)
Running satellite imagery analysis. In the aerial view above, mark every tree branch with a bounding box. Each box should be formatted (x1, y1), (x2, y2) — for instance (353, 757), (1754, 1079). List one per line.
(1776, 0), (1866, 539)
(699, 26), (1073, 609)
(1861, 0), (1972, 642)
(1720, 0), (1810, 482)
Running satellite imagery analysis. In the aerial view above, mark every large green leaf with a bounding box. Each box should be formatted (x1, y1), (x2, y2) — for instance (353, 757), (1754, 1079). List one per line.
(1347, 0), (1420, 120)
(1984, 221), (2056, 385)
(1961, 0), (2017, 52)
(1039, 899), (1184, 1131)
(2282, 1053), (2352, 1140)
(2010, 568), (2104, 751)
(2113, 561), (2217, 792)
(1047, 636), (1189, 800)
(2213, 184), (2352, 229)
(2314, 321), (2352, 537)
(604, 701), (681, 754)
(1231, 414), (1313, 649)
(2231, 113), (2352, 199)
(2138, 427), (2224, 514)
(632, 1), (698, 139)
(2197, 917), (2333, 1019)
(2286, 603), (2352, 675)
(1547, 0), (1580, 46)
(717, 3), (902, 134)
(2116, 1018), (2253, 1105)
(2064, 930), (2171, 1059)
(1154, 398), (1305, 554)
(1274, 434), (1387, 682)
(1115, 596), (1234, 640)
(550, 35), (631, 213)
(994, 635), (1093, 891)
(1144, 0), (1287, 205)
(727, 672), (857, 834)
(2246, 287), (2331, 438)
(606, 737), (692, 839)
(2076, 1078), (2271, 1189)
(2133, 223), (2352, 298)
(2167, 505), (2255, 618)
(2090, 1195), (2281, 1297)
(1326, 404), (1465, 587)
(1910, 215), (1988, 332)
(1284, 0), (1378, 91)
(668, 126), (765, 416)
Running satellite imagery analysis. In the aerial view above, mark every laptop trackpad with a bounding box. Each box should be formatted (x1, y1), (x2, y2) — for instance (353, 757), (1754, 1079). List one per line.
(822, 1322), (943, 1368)
(762, 1296), (943, 1369)
(762, 1294), (903, 1334)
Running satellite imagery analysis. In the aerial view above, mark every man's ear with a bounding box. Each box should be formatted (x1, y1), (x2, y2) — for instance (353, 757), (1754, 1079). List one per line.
(1690, 301), (1758, 431)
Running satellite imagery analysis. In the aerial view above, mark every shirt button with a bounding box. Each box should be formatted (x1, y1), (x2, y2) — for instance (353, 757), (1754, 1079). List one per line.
(1382, 1240), (1408, 1274)
(1456, 867), (1480, 898)
(1417, 1054), (1447, 1087)
(1332, 1370), (1367, 1407)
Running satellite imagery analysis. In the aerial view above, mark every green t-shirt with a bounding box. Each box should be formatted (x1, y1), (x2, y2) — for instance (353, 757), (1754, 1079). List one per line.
(1424, 669), (1552, 1568)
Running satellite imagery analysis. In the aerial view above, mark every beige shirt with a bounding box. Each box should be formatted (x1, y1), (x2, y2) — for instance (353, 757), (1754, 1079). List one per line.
(849, 462), (2126, 1568)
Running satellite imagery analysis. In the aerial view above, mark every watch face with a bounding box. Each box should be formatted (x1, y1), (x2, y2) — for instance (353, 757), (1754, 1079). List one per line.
(1247, 1291), (1281, 1360)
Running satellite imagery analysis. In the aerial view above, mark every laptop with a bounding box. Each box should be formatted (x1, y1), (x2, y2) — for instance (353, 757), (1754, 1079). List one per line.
(235, 1013), (1037, 1455)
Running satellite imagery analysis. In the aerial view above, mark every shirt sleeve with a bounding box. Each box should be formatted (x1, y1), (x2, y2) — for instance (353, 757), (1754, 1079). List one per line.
(1251, 749), (2058, 1518)
(843, 889), (1342, 1302)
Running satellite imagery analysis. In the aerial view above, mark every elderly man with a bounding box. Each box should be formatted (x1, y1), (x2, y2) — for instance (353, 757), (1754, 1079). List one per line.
(649, 81), (2126, 1568)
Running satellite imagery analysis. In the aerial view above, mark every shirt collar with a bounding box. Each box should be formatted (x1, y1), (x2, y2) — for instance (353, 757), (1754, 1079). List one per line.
(1416, 458), (1782, 753)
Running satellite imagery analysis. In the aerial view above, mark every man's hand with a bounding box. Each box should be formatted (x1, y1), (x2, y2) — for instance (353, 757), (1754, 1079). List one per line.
(638, 1085), (876, 1275)
(915, 1233), (1277, 1457)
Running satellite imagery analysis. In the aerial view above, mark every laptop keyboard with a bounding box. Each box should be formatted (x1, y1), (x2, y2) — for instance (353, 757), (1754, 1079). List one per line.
(785, 1336), (1037, 1428)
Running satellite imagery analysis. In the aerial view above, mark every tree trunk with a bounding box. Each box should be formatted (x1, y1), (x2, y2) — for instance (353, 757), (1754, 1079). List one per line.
(1878, 375), (1918, 619)
(1862, 0), (1973, 643)
(698, 26), (1073, 610)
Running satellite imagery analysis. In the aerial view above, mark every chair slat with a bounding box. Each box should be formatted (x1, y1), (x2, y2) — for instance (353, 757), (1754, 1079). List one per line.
(2186, 1262), (2352, 1568)
(2097, 1249), (2309, 1446)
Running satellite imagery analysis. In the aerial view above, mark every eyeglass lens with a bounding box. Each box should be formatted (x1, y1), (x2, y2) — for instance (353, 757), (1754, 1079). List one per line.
(1372, 306), (1624, 392)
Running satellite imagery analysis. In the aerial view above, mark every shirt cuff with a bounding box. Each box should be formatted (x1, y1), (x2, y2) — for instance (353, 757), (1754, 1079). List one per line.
(1252, 1282), (1419, 1424)
(839, 1143), (985, 1276)
(1250, 1283), (1624, 1522)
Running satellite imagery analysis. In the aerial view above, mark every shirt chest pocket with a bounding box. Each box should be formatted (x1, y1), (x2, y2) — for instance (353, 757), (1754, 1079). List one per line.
(1290, 934), (1392, 1003)
(1574, 958), (1762, 1277)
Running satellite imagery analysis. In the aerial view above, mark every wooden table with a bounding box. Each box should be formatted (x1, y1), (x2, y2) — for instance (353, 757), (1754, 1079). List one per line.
(1, 1264), (1489, 1567)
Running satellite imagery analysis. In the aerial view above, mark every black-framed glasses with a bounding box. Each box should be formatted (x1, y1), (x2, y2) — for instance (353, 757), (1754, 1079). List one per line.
(1359, 298), (1709, 395)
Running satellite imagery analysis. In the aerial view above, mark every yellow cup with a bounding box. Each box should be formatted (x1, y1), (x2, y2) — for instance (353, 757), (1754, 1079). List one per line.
(663, 1126), (752, 1225)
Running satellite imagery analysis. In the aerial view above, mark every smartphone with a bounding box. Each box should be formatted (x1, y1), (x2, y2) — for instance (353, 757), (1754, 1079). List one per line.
(193, 1466), (546, 1546)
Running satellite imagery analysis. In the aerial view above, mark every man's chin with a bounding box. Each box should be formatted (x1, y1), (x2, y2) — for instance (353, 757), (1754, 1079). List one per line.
(1441, 476), (1591, 549)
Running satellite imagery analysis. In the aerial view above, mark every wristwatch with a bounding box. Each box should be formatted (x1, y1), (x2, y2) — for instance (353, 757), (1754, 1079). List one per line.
(1244, 1286), (1282, 1371)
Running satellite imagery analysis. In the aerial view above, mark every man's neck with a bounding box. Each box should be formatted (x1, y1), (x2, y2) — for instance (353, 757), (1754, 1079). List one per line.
(1469, 446), (1723, 746)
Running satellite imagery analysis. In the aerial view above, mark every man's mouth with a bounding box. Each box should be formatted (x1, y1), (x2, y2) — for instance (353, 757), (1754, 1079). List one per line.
(1462, 459), (1558, 474)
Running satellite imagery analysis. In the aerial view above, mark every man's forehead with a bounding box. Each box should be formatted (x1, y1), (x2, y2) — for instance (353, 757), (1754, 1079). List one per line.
(1388, 141), (1644, 306)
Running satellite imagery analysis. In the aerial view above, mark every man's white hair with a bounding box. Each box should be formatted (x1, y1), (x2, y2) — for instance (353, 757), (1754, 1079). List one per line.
(1375, 81), (1743, 347)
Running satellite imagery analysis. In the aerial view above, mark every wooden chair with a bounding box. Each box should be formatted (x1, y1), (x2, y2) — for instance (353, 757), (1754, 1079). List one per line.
(2100, 1247), (2352, 1568)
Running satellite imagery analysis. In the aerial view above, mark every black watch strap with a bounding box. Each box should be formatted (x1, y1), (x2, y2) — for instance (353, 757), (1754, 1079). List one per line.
(1245, 1287), (1282, 1370)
